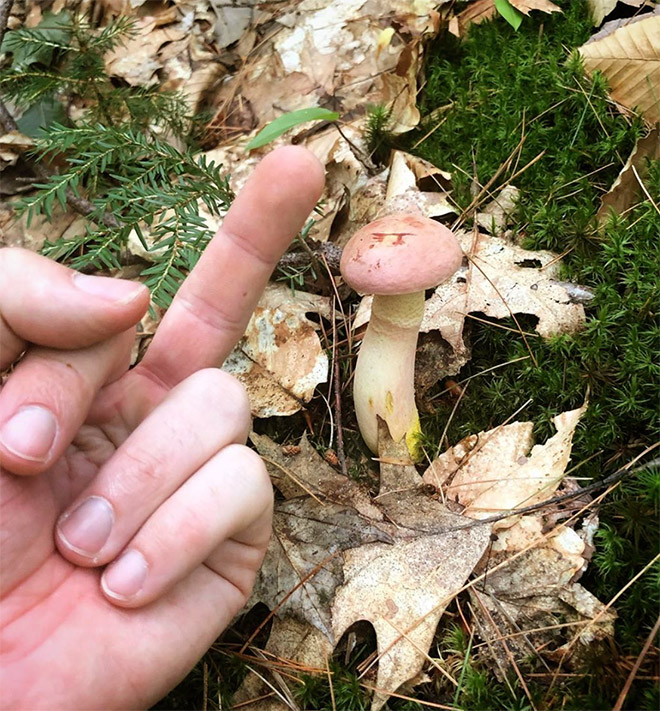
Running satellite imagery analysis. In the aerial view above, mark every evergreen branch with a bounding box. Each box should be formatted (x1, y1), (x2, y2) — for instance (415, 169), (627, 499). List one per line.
(1, 12), (232, 304)
(18, 145), (119, 221)
(2, 26), (75, 56)
(77, 15), (135, 54)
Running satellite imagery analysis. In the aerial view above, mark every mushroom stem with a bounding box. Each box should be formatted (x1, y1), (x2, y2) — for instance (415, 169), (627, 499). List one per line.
(353, 291), (425, 456)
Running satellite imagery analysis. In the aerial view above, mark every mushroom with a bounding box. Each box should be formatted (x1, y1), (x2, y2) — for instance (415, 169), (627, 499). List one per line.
(340, 213), (462, 458)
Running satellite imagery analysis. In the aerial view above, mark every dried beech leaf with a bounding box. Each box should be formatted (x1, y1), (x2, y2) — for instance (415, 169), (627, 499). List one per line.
(223, 284), (330, 417)
(457, 0), (560, 34)
(104, 18), (186, 86)
(457, 0), (499, 33)
(384, 150), (455, 218)
(509, 0), (562, 16)
(579, 14), (660, 123)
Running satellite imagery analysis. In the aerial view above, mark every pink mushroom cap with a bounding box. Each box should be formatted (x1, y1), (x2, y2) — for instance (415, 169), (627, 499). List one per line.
(340, 213), (463, 295)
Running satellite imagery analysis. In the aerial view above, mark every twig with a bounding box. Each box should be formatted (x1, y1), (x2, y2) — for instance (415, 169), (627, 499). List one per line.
(446, 448), (660, 533)
(0, 0), (11, 45)
(333, 350), (348, 478)
(277, 241), (342, 273)
(613, 613), (660, 711)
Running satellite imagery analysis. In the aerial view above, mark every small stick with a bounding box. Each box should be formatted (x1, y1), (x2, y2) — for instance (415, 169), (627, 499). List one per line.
(333, 355), (348, 478)
(326, 265), (348, 478)
(446, 449), (660, 533)
(277, 241), (342, 273)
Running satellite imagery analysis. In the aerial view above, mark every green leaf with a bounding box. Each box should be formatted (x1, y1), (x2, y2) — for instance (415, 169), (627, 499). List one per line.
(494, 0), (523, 30)
(246, 108), (339, 150)
(1, 11), (71, 69)
(16, 97), (67, 137)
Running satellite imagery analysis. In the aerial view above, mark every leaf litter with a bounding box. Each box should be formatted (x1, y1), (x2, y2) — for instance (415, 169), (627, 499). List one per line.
(6, 0), (657, 706)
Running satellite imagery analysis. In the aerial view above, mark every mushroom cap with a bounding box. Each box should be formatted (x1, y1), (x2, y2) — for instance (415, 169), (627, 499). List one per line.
(340, 213), (463, 295)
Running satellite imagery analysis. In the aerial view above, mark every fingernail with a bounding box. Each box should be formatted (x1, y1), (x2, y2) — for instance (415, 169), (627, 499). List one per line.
(0, 406), (58, 462)
(57, 496), (114, 558)
(73, 273), (146, 305)
(102, 549), (148, 600)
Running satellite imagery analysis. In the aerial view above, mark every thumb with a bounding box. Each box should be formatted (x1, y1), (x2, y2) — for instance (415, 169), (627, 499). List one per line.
(0, 248), (149, 369)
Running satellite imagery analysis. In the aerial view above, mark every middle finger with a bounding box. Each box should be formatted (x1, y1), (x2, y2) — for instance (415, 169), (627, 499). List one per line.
(55, 368), (251, 566)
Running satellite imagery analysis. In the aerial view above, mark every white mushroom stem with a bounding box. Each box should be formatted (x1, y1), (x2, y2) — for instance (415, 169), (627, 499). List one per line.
(353, 291), (425, 455)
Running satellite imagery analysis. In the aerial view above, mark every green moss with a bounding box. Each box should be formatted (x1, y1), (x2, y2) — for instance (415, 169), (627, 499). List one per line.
(405, 1), (659, 708)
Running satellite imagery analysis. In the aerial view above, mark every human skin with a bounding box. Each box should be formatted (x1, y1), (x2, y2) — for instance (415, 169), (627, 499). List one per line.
(0, 146), (325, 710)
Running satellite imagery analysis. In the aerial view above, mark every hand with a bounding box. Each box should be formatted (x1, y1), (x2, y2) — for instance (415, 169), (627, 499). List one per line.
(0, 146), (325, 710)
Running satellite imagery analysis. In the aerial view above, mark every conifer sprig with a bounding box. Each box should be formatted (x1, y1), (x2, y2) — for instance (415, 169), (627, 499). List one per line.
(20, 123), (233, 307)
(1, 11), (233, 308)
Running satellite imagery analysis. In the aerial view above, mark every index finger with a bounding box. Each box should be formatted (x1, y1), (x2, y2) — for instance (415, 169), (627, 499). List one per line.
(138, 146), (325, 388)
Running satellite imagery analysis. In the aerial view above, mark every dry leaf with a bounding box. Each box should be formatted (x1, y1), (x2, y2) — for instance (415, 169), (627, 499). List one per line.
(222, 284), (330, 418)
(598, 127), (660, 220)
(457, 0), (561, 34)
(104, 18), (165, 85)
(423, 405), (614, 672)
(250, 432), (383, 518)
(423, 404), (588, 528)
(251, 495), (392, 640)
(383, 150), (455, 218)
(249, 433), (491, 709)
(587, 0), (647, 27)
(475, 184), (520, 234)
(0, 131), (34, 153)
(207, 0), (445, 151)
(232, 617), (331, 711)
(210, 0), (255, 49)
(470, 509), (615, 672)
(422, 230), (585, 364)
(354, 229), (585, 378)
(334, 486), (490, 710)
(0, 203), (78, 251)
(457, 0), (499, 33)
(579, 13), (660, 123)
(510, 0), (562, 16)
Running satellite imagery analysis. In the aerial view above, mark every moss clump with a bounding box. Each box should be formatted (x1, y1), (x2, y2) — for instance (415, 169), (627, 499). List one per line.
(406, 1), (659, 708)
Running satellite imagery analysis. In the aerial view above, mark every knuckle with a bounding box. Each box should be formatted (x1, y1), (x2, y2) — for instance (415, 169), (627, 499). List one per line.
(111, 446), (169, 495)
